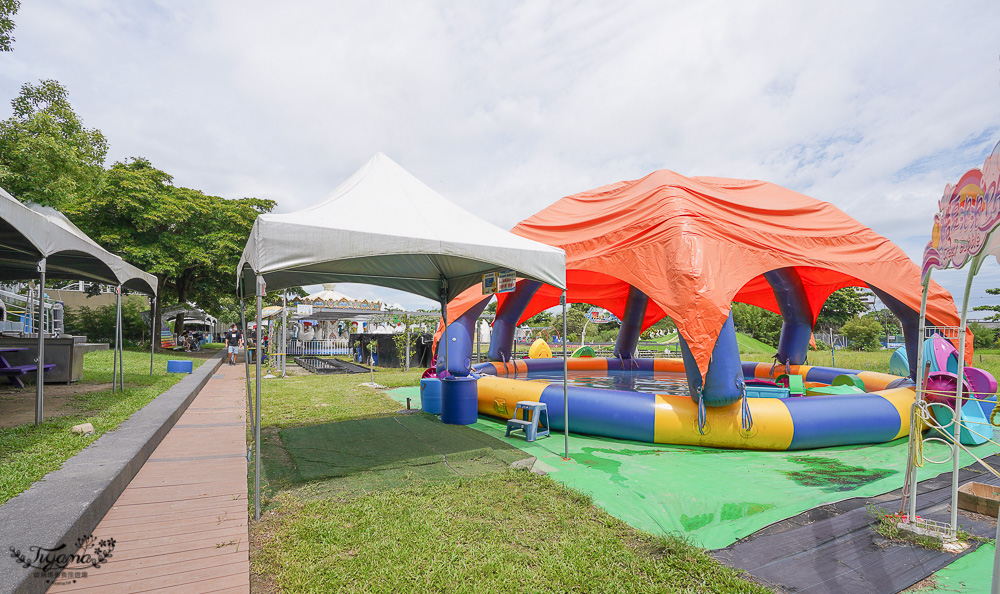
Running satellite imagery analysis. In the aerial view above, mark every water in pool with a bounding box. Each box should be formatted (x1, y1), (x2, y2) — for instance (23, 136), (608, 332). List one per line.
(514, 369), (691, 397)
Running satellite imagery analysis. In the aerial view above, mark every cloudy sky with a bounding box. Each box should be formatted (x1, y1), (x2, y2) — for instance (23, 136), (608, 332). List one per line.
(3, 1), (1000, 313)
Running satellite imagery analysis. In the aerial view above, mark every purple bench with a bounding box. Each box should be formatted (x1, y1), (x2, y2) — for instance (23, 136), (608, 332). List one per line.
(0, 363), (56, 389)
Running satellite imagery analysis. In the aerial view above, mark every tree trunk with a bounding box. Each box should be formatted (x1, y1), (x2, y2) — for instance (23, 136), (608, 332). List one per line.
(174, 312), (186, 338)
(152, 295), (163, 352)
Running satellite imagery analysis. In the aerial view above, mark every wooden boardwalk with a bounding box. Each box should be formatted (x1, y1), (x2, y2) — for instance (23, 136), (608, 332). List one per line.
(49, 367), (249, 593)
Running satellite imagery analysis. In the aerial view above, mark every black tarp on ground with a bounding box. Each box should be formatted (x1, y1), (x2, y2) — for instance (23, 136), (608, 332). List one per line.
(713, 455), (1000, 593)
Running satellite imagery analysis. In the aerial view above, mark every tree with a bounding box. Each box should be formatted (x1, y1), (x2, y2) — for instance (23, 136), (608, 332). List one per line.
(841, 316), (883, 351)
(64, 300), (148, 344)
(0, 80), (108, 207)
(731, 302), (782, 347)
(554, 306), (589, 343)
(67, 157), (275, 348)
(641, 316), (676, 339)
(0, 0), (19, 52)
(973, 287), (1000, 322)
(815, 288), (869, 330)
(967, 321), (997, 349)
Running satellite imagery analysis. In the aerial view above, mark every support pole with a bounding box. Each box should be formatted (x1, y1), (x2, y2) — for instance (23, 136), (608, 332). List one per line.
(950, 261), (976, 530)
(562, 291), (569, 460)
(118, 288), (125, 389)
(113, 286), (122, 392)
(34, 259), (46, 426)
(281, 293), (287, 378)
(149, 296), (155, 375)
(405, 315), (411, 371)
(907, 274), (931, 523)
(254, 277), (263, 521)
(242, 301), (253, 439)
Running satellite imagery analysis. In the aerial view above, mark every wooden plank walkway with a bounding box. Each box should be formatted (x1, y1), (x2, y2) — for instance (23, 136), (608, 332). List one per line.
(49, 368), (249, 593)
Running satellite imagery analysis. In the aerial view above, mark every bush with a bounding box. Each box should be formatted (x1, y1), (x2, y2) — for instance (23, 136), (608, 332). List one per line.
(840, 316), (883, 351)
(64, 301), (149, 344)
(968, 321), (996, 349)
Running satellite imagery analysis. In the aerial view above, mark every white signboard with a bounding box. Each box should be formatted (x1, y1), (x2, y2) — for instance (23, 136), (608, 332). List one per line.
(296, 303), (313, 315)
(482, 272), (498, 295)
(498, 269), (517, 293)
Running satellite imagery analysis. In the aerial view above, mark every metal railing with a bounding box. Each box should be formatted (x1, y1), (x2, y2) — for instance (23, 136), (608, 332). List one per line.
(285, 338), (350, 356)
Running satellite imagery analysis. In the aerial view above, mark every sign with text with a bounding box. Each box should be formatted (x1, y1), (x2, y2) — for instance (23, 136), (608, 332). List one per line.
(923, 140), (1000, 279)
(482, 272), (498, 295)
(498, 270), (516, 293)
(296, 303), (313, 315)
(586, 307), (619, 324)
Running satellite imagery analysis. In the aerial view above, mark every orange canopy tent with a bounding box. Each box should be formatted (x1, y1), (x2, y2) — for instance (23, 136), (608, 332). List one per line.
(444, 168), (962, 379)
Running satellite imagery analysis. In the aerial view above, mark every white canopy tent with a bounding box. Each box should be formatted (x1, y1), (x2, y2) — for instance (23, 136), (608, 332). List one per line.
(0, 188), (159, 424)
(238, 153), (566, 519)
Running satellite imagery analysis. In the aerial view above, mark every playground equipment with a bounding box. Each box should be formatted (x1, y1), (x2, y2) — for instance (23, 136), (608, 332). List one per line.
(473, 355), (915, 450)
(436, 166), (964, 449)
(900, 141), (1000, 572)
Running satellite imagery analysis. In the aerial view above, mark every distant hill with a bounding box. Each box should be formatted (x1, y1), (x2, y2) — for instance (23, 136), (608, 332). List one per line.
(653, 331), (775, 355)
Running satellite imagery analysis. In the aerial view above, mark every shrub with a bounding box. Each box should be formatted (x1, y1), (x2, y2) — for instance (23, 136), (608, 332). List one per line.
(841, 316), (883, 351)
(967, 321), (996, 349)
(64, 301), (149, 344)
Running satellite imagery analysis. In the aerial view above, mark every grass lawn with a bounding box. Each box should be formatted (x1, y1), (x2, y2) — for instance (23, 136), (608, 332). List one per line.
(0, 348), (206, 505)
(252, 363), (767, 593)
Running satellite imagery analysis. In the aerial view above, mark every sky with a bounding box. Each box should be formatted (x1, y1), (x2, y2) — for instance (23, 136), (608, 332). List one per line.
(3, 1), (1000, 315)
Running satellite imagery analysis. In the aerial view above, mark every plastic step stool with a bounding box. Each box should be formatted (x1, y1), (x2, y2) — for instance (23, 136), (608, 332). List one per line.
(505, 401), (550, 442)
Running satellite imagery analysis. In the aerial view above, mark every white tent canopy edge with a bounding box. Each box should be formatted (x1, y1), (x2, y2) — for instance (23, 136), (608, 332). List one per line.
(237, 153), (567, 521)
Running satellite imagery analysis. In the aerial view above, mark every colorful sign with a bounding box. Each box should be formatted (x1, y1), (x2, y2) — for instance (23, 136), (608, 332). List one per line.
(923, 140), (1000, 279)
(498, 270), (517, 293)
(482, 272), (498, 294)
(586, 307), (619, 324)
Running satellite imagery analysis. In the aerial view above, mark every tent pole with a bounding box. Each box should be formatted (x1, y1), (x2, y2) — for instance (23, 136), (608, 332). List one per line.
(281, 294), (287, 378)
(149, 296), (155, 375)
(34, 259), (46, 426)
(405, 315), (410, 372)
(114, 286), (122, 392)
(441, 279), (449, 373)
(119, 287), (125, 389)
(562, 292), (569, 460)
(254, 276), (263, 521)
(241, 301), (253, 438)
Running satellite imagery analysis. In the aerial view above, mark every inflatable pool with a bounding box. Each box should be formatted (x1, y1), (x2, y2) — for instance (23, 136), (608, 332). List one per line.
(471, 357), (915, 450)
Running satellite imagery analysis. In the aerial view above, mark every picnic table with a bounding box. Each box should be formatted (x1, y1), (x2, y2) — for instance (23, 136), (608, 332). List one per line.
(0, 347), (56, 388)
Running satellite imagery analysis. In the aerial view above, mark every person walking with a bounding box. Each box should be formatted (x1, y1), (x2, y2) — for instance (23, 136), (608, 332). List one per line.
(223, 323), (243, 365)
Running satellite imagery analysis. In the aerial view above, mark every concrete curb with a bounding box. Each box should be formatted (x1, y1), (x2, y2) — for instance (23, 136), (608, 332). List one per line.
(0, 351), (225, 594)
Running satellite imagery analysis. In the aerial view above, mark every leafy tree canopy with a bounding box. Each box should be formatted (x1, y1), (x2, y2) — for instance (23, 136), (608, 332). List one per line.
(68, 156), (275, 340)
(0, 79), (107, 207)
(0, 0), (19, 52)
(816, 287), (869, 329)
(731, 302), (782, 347)
(972, 287), (1000, 322)
(841, 315), (883, 351)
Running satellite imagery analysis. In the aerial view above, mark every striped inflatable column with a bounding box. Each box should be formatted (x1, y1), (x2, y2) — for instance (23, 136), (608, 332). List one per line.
(613, 285), (649, 360)
(763, 267), (812, 366)
(868, 284), (920, 380)
(487, 280), (542, 362)
(436, 295), (492, 377)
(678, 310), (744, 407)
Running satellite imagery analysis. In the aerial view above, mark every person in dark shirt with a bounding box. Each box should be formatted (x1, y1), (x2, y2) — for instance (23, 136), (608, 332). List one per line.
(223, 324), (243, 365)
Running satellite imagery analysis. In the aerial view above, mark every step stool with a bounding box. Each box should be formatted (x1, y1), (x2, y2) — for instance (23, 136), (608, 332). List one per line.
(505, 401), (550, 442)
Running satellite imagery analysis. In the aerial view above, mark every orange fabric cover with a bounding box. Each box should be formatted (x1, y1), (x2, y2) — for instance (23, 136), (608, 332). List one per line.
(443, 169), (963, 377)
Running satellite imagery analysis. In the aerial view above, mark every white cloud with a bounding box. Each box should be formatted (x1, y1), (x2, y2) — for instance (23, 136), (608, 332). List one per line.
(3, 0), (1000, 308)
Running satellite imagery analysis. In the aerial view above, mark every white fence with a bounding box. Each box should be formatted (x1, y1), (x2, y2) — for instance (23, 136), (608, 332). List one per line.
(285, 338), (350, 356)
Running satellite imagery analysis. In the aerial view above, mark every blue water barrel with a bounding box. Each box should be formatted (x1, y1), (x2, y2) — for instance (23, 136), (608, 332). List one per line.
(441, 376), (478, 425)
(166, 359), (193, 374)
(420, 378), (442, 415)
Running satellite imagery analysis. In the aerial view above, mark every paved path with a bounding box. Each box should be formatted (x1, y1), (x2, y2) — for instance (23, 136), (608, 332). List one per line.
(49, 368), (249, 593)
